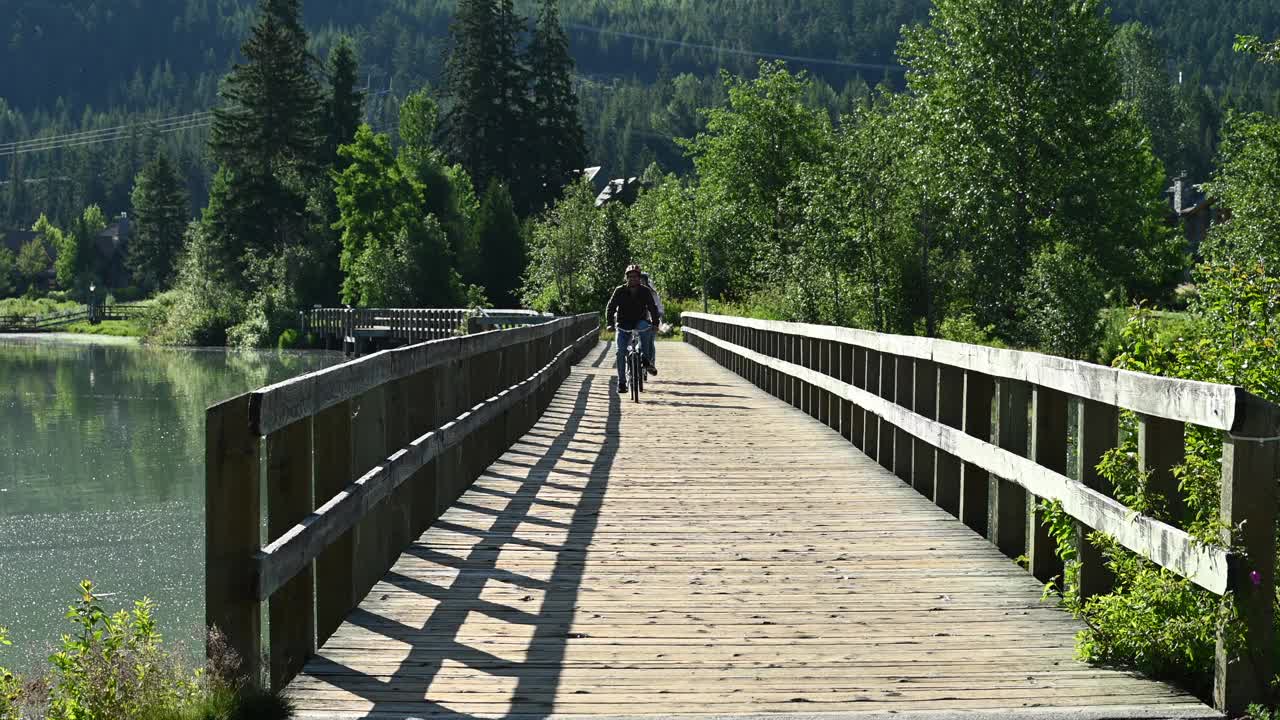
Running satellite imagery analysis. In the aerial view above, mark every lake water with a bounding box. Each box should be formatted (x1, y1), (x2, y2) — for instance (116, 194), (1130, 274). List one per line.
(0, 335), (346, 673)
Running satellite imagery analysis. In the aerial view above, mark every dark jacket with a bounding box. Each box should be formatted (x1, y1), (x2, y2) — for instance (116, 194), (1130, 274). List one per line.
(605, 284), (660, 328)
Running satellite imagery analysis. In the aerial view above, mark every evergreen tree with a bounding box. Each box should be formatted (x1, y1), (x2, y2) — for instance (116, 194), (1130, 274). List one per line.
(0, 247), (15, 297)
(207, 0), (325, 280)
(324, 37), (365, 170)
(526, 0), (587, 214)
(129, 153), (191, 291)
(443, 0), (530, 212)
(473, 180), (524, 306)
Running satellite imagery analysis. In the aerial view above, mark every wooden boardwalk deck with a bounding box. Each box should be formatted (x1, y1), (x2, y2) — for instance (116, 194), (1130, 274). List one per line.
(287, 342), (1218, 719)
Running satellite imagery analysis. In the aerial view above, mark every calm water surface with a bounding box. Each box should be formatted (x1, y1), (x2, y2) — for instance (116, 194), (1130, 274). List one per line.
(0, 335), (345, 672)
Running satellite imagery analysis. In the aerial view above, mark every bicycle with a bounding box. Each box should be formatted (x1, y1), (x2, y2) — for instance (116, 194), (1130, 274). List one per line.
(616, 326), (655, 403)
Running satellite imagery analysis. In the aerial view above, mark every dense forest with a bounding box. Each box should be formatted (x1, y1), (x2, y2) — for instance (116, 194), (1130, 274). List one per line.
(1, 0), (1278, 230)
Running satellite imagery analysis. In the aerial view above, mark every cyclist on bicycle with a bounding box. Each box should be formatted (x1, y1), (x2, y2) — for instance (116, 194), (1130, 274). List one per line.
(605, 264), (661, 394)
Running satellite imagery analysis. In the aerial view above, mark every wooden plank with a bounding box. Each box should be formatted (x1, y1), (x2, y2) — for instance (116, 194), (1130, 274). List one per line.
(1029, 387), (1068, 584)
(288, 343), (1212, 717)
(935, 365), (963, 516)
(684, 328), (1230, 594)
(990, 379), (1029, 559)
(266, 416), (315, 689)
(877, 352), (895, 471)
(204, 393), (262, 686)
(912, 360), (938, 497)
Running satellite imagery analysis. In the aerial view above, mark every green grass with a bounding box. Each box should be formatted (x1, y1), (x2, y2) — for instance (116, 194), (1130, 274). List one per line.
(62, 319), (148, 337)
(0, 296), (80, 318)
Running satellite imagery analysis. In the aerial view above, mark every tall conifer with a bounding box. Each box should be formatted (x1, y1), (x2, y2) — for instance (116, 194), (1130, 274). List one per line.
(527, 0), (586, 213)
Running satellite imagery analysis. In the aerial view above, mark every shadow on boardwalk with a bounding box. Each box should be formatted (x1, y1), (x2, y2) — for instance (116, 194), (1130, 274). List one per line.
(300, 344), (619, 718)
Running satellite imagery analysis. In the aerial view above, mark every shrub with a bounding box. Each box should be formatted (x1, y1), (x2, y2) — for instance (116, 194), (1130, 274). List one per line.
(276, 329), (301, 350)
(0, 582), (293, 720)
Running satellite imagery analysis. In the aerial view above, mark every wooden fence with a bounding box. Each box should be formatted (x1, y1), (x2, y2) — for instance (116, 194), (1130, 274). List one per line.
(0, 302), (146, 332)
(299, 307), (554, 348)
(683, 312), (1279, 715)
(205, 313), (599, 689)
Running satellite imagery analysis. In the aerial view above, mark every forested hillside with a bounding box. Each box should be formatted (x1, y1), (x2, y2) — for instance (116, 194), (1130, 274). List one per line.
(1, 0), (1277, 230)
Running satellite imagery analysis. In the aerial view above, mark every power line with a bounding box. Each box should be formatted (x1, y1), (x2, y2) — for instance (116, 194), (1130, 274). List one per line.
(0, 112), (213, 158)
(564, 23), (907, 74)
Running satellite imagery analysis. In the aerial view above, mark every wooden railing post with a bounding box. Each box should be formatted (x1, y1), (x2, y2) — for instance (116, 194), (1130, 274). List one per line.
(266, 416), (315, 689)
(351, 386), (388, 603)
(1029, 387), (1068, 584)
(990, 379), (1029, 559)
(205, 393), (262, 687)
(894, 355), (914, 482)
(934, 365), (964, 516)
(313, 400), (354, 646)
(911, 360), (938, 497)
(1139, 414), (1187, 526)
(840, 344), (855, 443)
(863, 350), (880, 459)
(1075, 398), (1119, 601)
(852, 348), (867, 451)
(877, 353), (896, 471)
(817, 339), (831, 427)
(961, 371), (993, 535)
(1214, 429), (1277, 715)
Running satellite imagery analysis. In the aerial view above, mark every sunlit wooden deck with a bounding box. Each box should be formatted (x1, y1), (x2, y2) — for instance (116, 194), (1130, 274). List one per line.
(286, 342), (1217, 719)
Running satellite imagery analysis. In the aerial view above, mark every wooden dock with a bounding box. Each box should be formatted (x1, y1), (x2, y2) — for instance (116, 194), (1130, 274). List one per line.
(284, 342), (1218, 718)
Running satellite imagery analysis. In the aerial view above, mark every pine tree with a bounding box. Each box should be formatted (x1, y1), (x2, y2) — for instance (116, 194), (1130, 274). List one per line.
(129, 153), (191, 291)
(444, 0), (502, 186)
(527, 0), (587, 214)
(444, 0), (531, 212)
(324, 37), (365, 170)
(207, 0), (324, 280)
(473, 180), (524, 306)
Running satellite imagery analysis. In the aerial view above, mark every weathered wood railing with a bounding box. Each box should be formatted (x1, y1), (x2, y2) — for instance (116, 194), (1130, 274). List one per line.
(205, 313), (599, 689)
(684, 312), (1279, 714)
(299, 307), (554, 347)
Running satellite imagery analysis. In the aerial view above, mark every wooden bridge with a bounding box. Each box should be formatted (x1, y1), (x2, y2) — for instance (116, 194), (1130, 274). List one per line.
(300, 307), (555, 353)
(0, 302), (144, 332)
(205, 313), (1280, 718)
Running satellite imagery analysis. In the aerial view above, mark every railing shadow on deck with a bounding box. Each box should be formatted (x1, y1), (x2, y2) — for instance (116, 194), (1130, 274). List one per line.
(303, 345), (620, 718)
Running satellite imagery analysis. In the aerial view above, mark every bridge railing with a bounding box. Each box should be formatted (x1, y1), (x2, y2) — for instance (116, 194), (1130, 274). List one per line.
(683, 312), (1279, 714)
(299, 307), (554, 345)
(205, 313), (599, 689)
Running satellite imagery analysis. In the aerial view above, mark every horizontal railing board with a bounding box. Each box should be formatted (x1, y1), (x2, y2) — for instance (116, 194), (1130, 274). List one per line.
(252, 323), (598, 600)
(250, 316), (586, 437)
(684, 313), (1280, 437)
(686, 326), (1231, 595)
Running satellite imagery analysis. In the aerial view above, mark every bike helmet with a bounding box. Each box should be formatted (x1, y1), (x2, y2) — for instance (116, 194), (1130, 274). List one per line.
(625, 264), (643, 277)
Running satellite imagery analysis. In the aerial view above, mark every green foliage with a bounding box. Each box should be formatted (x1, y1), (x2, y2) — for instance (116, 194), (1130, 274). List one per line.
(683, 61), (833, 299)
(1017, 241), (1107, 359)
(526, 0), (588, 213)
(323, 37), (365, 170)
(522, 178), (604, 313)
(1201, 111), (1280, 268)
(277, 328), (301, 349)
(0, 582), (294, 720)
(16, 237), (50, 293)
(147, 227), (247, 346)
(472, 181), (525, 307)
(129, 153), (191, 292)
(0, 247), (16, 297)
(332, 125), (461, 308)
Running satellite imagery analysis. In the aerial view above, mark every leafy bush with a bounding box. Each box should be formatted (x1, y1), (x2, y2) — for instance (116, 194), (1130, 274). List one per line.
(276, 329), (301, 350)
(0, 582), (292, 720)
(1018, 241), (1107, 359)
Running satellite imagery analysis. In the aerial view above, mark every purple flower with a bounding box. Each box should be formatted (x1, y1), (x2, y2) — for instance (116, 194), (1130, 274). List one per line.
(1250, 570), (1262, 587)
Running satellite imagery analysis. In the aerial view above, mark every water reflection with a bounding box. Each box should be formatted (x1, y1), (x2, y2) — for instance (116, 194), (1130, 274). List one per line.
(0, 335), (345, 672)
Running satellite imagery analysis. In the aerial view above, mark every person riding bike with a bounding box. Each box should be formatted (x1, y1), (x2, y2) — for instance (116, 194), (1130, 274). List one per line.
(605, 264), (661, 394)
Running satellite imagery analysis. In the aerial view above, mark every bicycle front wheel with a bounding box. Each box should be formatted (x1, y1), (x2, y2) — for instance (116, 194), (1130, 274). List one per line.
(629, 353), (641, 403)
